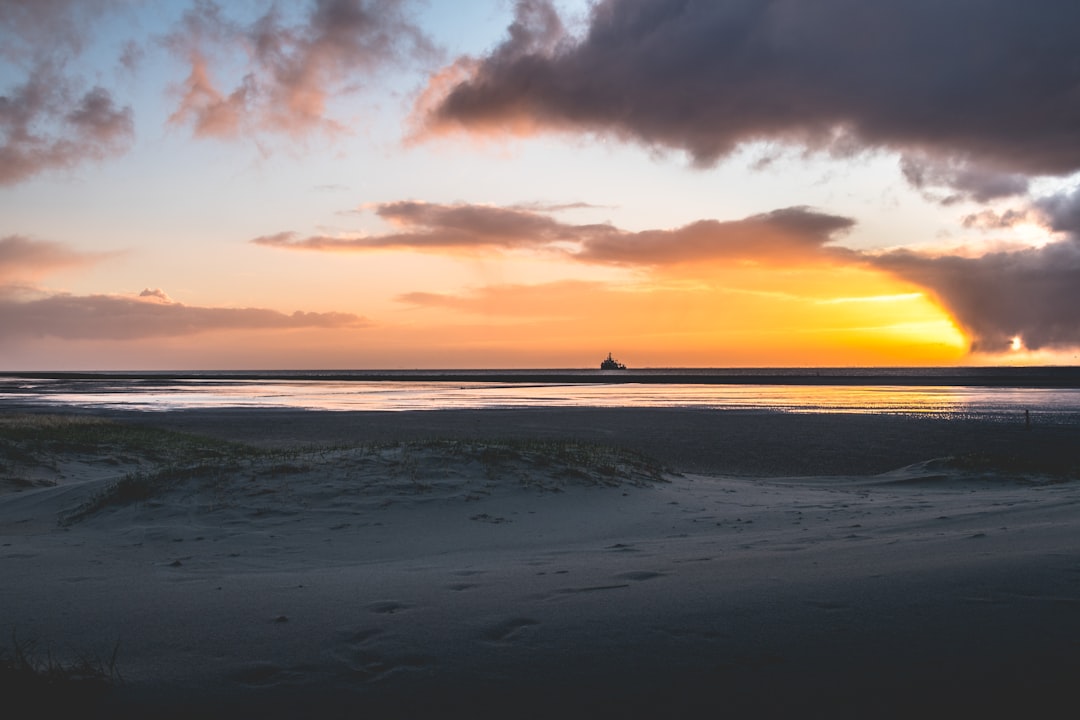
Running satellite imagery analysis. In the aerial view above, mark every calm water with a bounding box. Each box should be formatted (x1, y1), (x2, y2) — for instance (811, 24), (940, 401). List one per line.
(3, 369), (1080, 423)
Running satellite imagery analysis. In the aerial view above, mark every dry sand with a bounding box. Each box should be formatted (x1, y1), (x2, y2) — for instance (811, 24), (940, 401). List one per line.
(2, 408), (1079, 719)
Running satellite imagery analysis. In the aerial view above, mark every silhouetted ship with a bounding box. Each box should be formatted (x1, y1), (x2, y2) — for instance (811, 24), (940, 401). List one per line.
(600, 352), (627, 370)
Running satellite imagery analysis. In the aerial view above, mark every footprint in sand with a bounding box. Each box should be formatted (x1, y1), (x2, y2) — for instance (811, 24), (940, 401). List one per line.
(555, 583), (631, 595)
(447, 582), (478, 591)
(342, 628), (382, 644)
(482, 617), (539, 643)
(335, 628), (430, 681)
(605, 543), (640, 553)
(614, 570), (667, 582)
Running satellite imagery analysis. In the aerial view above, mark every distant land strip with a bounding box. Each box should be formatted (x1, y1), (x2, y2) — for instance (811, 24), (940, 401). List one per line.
(4, 368), (1080, 388)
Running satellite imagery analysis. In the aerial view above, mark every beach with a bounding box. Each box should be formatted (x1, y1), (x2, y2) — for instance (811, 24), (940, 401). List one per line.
(2, 407), (1079, 718)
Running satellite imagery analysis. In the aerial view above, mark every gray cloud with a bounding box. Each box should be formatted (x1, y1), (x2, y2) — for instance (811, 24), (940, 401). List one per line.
(961, 208), (1039, 232)
(417, 0), (1080, 185)
(0, 293), (367, 341)
(900, 155), (1030, 205)
(167, 0), (434, 139)
(0, 0), (135, 185)
(0, 0), (122, 60)
(1036, 186), (1080, 236)
(254, 201), (854, 266)
(872, 240), (1080, 353)
(0, 65), (134, 185)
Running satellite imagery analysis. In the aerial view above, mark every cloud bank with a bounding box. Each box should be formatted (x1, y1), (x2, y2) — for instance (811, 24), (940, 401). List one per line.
(0, 236), (366, 341)
(0, 293), (366, 341)
(257, 193), (1080, 353)
(873, 241), (1080, 354)
(415, 0), (1080, 189)
(254, 201), (855, 266)
(870, 186), (1080, 353)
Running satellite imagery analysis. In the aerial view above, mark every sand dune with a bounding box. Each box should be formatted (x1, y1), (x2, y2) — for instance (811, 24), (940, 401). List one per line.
(2, 410), (1079, 718)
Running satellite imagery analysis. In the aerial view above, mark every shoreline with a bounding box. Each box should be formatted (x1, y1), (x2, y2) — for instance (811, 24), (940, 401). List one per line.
(5, 365), (1080, 387)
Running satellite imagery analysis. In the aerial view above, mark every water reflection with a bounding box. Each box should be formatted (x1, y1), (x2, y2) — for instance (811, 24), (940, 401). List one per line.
(4, 379), (1080, 422)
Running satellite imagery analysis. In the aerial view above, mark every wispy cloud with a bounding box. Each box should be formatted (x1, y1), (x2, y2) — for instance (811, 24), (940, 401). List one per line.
(0, 235), (107, 283)
(166, 0), (435, 140)
(0, 1), (134, 184)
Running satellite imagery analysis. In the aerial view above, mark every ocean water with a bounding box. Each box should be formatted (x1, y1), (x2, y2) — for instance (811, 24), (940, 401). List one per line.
(2, 368), (1080, 422)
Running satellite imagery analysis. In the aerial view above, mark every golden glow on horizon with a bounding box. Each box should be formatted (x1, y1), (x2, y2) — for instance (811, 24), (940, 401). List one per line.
(2, 262), (970, 370)
(340, 262), (970, 368)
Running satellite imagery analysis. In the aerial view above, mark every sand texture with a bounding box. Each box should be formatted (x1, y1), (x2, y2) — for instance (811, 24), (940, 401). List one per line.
(2, 408), (1079, 718)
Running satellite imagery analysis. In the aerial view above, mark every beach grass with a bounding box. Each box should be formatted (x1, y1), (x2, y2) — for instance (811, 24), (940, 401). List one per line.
(0, 412), (252, 467)
(0, 631), (121, 709)
(59, 434), (668, 524)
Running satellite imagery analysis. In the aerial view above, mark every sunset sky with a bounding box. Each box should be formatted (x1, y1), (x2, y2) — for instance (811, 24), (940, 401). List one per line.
(3, 0), (1080, 369)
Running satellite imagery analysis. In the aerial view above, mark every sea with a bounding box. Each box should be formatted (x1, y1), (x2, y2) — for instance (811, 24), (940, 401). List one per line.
(3, 367), (1080, 423)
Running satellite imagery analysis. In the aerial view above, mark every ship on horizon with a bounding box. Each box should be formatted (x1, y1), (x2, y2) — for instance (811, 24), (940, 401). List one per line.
(600, 352), (627, 370)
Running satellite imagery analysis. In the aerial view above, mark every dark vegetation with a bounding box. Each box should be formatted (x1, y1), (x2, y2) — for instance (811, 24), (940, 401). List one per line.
(0, 632), (120, 713)
(2, 413), (667, 524)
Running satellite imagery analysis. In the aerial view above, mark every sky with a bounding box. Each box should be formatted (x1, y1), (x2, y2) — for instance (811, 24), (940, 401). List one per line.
(2, 0), (1080, 370)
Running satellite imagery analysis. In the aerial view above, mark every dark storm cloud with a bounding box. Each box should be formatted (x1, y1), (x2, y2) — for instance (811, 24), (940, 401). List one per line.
(0, 293), (367, 341)
(253, 201), (855, 266)
(872, 240), (1080, 353)
(417, 0), (1080, 181)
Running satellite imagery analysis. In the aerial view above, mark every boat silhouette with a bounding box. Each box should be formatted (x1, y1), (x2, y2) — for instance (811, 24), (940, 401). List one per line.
(600, 352), (627, 370)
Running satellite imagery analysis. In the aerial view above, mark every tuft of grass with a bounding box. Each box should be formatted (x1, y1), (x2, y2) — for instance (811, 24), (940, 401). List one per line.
(0, 631), (121, 709)
(60, 460), (247, 525)
(387, 437), (669, 488)
(55, 430), (669, 523)
(0, 412), (256, 467)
